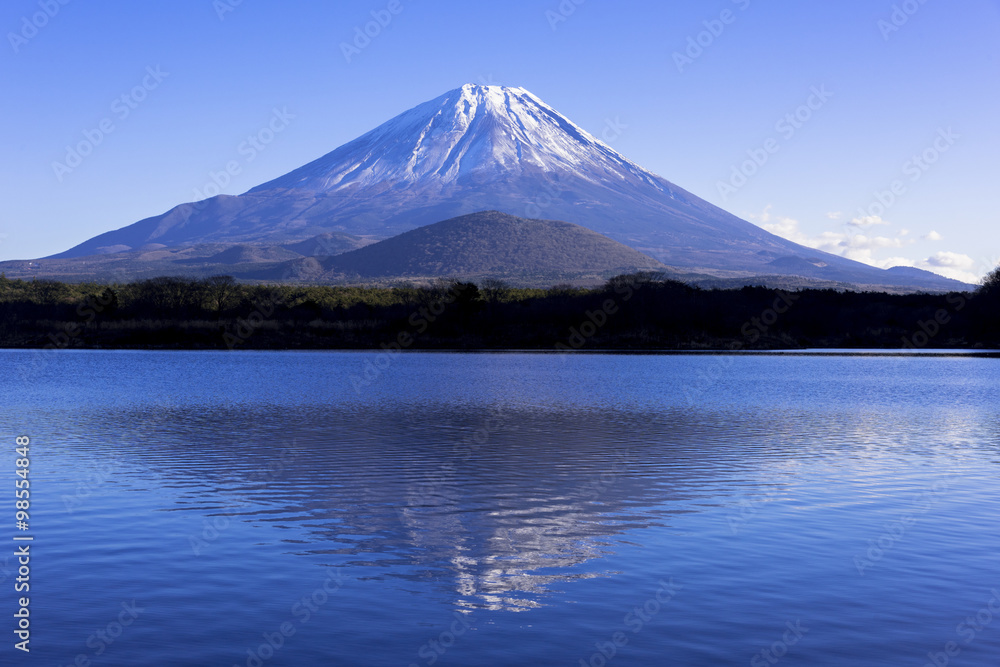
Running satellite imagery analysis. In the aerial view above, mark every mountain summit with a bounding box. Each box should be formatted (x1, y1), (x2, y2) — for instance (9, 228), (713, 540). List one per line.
(47, 84), (966, 291)
(249, 84), (666, 192)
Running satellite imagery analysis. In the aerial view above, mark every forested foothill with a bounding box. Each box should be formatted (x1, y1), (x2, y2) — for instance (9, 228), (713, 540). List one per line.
(0, 270), (997, 351)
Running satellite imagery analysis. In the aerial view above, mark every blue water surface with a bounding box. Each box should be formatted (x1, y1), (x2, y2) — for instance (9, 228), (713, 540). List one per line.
(0, 350), (998, 666)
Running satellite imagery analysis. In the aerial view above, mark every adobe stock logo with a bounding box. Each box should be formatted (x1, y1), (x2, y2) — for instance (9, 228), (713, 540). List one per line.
(340, 0), (406, 64)
(7, 0), (71, 54)
(191, 107), (295, 203)
(716, 86), (833, 202)
(672, 0), (752, 73)
(878, 0), (931, 41)
(51, 66), (169, 182)
(546, 0), (587, 31)
(213, 0), (244, 21)
(852, 127), (958, 223)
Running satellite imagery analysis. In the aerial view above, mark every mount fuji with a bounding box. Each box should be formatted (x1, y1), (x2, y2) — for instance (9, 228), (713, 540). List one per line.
(40, 84), (965, 291)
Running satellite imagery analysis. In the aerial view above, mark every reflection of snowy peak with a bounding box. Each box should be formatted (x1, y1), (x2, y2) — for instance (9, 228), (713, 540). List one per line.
(249, 84), (664, 192)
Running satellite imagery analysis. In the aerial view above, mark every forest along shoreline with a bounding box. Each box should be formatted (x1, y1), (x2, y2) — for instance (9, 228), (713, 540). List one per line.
(0, 272), (998, 351)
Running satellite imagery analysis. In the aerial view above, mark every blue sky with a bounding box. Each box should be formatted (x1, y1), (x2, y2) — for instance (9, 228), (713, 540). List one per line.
(2, 0), (997, 282)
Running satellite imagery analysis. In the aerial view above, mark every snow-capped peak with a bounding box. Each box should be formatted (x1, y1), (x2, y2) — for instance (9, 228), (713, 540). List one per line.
(249, 84), (662, 193)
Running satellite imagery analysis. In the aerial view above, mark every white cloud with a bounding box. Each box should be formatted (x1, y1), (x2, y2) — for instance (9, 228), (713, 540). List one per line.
(879, 256), (917, 269)
(879, 253), (978, 283)
(834, 233), (913, 265)
(751, 209), (912, 265)
(750, 206), (981, 284)
(751, 206), (803, 241)
(826, 211), (842, 220)
(915, 252), (978, 283)
(848, 215), (890, 228)
(926, 251), (975, 270)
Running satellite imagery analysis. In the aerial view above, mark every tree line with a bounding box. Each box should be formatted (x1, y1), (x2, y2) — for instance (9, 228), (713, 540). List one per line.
(0, 270), (997, 351)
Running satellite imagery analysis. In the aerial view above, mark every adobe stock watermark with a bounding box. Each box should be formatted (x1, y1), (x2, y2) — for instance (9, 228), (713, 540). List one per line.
(673, 0), (752, 73)
(213, 0), (244, 21)
(350, 282), (470, 393)
(341, 0), (405, 64)
(878, 0), (931, 41)
(554, 273), (665, 356)
(51, 65), (170, 183)
(524, 181), (564, 218)
(576, 449), (631, 502)
(233, 568), (345, 667)
(408, 611), (475, 667)
(62, 457), (123, 514)
(976, 254), (1000, 286)
(7, 0), (71, 54)
(192, 107), (294, 203)
(525, 114), (625, 218)
(222, 289), (286, 349)
(0, 551), (18, 587)
(577, 578), (683, 667)
(546, 0), (586, 31)
(853, 480), (948, 575)
(717, 85), (833, 203)
(189, 445), (299, 555)
(750, 620), (809, 667)
(554, 296), (624, 354)
(852, 127), (958, 223)
(57, 600), (146, 667)
(726, 486), (780, 535)
(15, 283), (122, 384)
(400, 405), (507, 520)
(900, 294), (966, 350)
(598, 116), (628, 145)
(474, 72), (500, 88)
(921, 589), (1000, 667)
(683, 290), (800, 405)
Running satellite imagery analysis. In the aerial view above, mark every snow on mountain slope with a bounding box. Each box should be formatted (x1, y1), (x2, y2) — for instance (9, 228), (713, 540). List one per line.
(248, 85), (665, 193)
(47, 84), (968, 290)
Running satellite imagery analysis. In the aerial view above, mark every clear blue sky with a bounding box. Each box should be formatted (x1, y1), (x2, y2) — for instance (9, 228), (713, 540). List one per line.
(2, 0), (997, 281)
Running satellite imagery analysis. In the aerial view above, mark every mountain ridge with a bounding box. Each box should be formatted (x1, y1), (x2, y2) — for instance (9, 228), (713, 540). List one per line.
(40, 84), (967, 291)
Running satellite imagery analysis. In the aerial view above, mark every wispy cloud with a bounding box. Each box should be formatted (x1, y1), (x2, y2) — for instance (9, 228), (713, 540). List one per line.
(848, 215), (891, 228)
(750, 206), (980, 283)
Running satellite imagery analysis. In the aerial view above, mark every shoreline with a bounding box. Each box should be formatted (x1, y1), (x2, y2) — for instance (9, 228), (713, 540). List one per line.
(3, 346), (998, 357)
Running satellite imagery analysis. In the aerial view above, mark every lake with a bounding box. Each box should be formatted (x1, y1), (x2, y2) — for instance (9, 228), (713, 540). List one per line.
(1, 350), (999, 665)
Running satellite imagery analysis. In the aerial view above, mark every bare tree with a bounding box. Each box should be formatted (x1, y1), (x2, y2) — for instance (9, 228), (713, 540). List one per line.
(480, 278), (510, 304)
(203, 275), (237, 319)
(980, 265), (1000, 296)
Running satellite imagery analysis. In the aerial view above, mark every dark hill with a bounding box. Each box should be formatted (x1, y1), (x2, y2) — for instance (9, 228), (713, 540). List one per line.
(281, 232), (372, 257)
(321, 211), (667, 279)
(204, 245), (301, 264)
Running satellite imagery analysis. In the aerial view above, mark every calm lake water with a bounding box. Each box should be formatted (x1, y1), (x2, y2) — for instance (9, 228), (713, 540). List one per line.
(1, 350), (999, 666)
